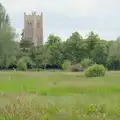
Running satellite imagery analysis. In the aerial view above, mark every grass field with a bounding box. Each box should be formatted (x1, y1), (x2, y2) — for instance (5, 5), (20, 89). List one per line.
(0, 71), (120, 119)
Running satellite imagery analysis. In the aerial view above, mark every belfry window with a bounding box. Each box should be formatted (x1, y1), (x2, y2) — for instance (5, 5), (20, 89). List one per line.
(37, 23), (40, 28)
(28, 22), (32, 27)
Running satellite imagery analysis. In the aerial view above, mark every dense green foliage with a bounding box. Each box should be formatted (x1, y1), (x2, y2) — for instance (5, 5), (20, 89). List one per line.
(62, 60), (71, 70)
(17, 57), (32, 70)
(85, 64), (106, 77)
(1, 3), (120, 70)
(81, 58), (94, 68)
(18, 32), (120, 71)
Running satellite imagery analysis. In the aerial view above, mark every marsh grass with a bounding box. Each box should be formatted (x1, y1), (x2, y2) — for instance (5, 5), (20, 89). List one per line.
(0, 71), (119, 119)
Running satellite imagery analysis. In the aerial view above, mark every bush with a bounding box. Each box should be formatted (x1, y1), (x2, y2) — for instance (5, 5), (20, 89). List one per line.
(81, 58), (94, 69)
(17, 57), (27, 71)
(17, 57), (33, 71)
(71, 64), (84, 72)
(62, 60), (71, 70)
(22, 56), (33, 69)
(85, 64), (106, 77)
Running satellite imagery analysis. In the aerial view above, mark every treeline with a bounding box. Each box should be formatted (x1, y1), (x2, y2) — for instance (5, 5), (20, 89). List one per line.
(0, 3), (120, 70)
(19, 32), (120, 70)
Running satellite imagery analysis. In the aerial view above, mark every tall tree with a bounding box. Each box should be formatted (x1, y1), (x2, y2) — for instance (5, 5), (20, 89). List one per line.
(107, 40), (120, 70)
(91, 40), (109, 65)
(45, 34), (63, 67)
(64, 32), (87, 63)
(0, 3), (17, 68)
(86, 31), (100, 58)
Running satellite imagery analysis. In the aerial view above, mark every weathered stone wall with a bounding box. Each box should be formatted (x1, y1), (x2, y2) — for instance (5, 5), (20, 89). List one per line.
(24, 12), (43, 46)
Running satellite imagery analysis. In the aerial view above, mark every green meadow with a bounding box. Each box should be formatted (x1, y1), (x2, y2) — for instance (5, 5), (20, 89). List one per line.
(0, 71), (120, 119)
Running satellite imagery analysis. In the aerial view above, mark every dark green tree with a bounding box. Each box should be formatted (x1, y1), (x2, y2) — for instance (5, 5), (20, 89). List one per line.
(86, 31), (100, 58)
(91, 40), (109, 65)
(64, 32), (87, 63)
(45, 34), (63, 68)
(107, 40), (120, 70)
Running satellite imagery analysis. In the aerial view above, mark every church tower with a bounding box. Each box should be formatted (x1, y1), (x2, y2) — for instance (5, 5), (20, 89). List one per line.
(23, 12), (43, 46)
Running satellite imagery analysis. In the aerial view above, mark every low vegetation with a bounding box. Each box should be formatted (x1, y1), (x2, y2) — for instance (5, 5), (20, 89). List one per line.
(81, 58), (94, 69)
(0, 71), (119, 119)
(62, 60), (71, 70)
(85, 64), (106, 77)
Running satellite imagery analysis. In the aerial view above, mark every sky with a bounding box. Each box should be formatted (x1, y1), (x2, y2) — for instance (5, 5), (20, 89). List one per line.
(1, 0), (120, 41)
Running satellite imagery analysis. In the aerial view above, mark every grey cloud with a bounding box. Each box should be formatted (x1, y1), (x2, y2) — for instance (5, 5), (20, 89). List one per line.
(1, 0), (120, 41)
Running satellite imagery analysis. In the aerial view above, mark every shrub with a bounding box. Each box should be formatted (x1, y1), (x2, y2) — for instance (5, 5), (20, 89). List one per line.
(71, 64), (84, 72)
(81, 58), (94, 69)
(85, 64), (106, 77)
(22, 56), (33, 69)
(17, 57), (27, 71)
(62, 60), (71, 70)
(17, 57), (33, 71)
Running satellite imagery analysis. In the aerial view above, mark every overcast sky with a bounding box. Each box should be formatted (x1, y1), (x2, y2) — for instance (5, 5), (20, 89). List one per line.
(1, 0), (120, 41)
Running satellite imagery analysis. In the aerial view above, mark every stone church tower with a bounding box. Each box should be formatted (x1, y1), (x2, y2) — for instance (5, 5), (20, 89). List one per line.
(23, 12), (43, 46)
